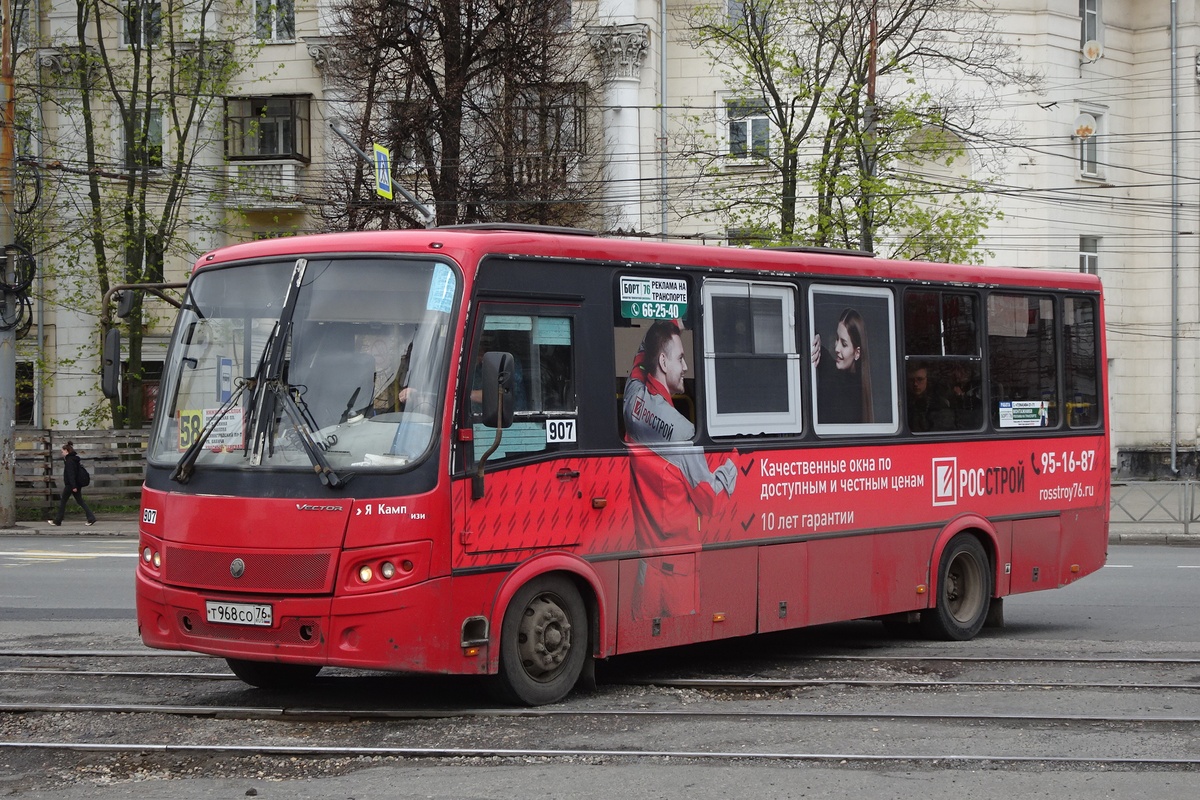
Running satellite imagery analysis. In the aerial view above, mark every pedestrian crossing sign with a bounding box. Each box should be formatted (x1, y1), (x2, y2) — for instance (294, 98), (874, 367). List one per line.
(373, 144), (393, 200)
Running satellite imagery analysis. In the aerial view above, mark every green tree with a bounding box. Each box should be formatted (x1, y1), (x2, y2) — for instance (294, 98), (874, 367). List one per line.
(678, 0), (1036, 259)
(28, 0), (247, 427)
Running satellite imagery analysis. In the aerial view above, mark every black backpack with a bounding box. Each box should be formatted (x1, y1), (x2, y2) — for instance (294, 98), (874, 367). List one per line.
(78, 462), (91, 488)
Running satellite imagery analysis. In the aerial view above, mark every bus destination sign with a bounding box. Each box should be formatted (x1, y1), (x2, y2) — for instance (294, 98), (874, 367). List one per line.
(620, 276), (688, 320)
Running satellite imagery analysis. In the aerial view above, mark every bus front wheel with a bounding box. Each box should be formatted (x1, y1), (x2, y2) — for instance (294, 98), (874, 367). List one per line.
(921, 534), (992, 641)
(226, 658), (321, 690)
(491, 574), (588, 706)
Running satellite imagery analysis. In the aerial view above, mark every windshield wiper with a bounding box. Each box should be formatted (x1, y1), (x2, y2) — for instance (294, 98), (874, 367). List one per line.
(274, 383), (353, 488)
(170, 379), (251, 484)
(244, 258), (352, 487)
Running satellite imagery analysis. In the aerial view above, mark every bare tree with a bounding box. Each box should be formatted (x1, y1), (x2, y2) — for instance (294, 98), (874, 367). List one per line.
(322, 0), (604, 230)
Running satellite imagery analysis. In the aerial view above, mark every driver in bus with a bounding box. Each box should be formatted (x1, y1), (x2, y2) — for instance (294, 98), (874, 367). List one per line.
(623, 320), (738, 620)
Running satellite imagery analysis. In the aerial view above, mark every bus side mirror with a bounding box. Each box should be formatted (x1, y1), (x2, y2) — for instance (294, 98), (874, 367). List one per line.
(480, 351), (515, 429)
(115, 290), (136, 318)
(101, 328), (122, 399)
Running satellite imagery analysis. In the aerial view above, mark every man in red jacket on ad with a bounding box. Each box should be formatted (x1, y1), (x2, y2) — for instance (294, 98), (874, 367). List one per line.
(623, 320), (737, 619)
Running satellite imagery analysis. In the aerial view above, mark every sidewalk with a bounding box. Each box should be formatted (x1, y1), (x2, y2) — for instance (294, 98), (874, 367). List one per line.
(1, 513), (141, 537)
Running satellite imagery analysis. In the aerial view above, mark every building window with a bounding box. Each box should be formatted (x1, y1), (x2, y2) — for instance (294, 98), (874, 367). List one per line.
(16, 362), (33, 426)
(513, 85), (584, 155)
(1078, 111), (1102, 178)
(1079, 236), (1099, 274)
(727, 99), (769, 160)
(509, 84), (585, 184)
(553, 0), (572, 30)
(729, 0), (768, 30)
(1080, 0), (1100, 46)
(256, 0), (296, 41)
(123, 110), (163, 171)
(387, 101), (433, 171)
(225, 96), (311, 162)
(122, 1), (162, 49)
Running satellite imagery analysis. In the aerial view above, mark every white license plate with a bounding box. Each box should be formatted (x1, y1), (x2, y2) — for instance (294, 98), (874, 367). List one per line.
(205, 600), (273, 627)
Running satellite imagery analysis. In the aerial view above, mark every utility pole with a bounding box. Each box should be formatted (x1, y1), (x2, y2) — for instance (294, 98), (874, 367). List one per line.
(860, 1), (877, 255)
(0, 0), (16, 527)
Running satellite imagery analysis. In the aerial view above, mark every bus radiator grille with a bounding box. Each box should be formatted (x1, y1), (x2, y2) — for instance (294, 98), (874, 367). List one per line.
(164, 546), (334, 592)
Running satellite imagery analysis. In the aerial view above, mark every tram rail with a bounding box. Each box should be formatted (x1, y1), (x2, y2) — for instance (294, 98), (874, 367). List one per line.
(4, 739), (1200, 770)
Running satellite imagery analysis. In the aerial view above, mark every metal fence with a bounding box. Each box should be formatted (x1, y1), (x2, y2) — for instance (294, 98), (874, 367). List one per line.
(1109, 481), (1200, 537)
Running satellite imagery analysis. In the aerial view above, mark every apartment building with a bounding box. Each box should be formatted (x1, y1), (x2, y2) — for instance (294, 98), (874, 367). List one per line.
(21, 1), (1197, 475)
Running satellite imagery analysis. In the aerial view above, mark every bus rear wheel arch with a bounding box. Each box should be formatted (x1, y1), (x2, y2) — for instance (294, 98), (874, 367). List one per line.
(490, 573), (590, 706)
(921, 533), (993, 641)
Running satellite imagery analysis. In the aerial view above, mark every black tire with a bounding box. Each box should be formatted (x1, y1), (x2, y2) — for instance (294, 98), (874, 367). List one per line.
(226, 658), (321, 690)
(921, 534), (992, 641)
(490, 574), (588, 706)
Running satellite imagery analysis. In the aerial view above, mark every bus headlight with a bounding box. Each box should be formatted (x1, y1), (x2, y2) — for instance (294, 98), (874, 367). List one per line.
(341, 542), (432, 594)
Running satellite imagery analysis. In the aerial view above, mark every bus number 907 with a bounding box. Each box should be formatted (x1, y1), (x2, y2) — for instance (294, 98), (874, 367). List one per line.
(546, 419), (577, 443)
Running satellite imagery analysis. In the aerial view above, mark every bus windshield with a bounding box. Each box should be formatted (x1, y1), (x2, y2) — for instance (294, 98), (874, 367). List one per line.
(147, 256), (457, 476)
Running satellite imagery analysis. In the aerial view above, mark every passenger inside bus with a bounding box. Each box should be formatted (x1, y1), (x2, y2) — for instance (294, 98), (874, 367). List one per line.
(907, 361), (952, 432)
(361, 326), (413, 415)
(945, 361), (983, 429)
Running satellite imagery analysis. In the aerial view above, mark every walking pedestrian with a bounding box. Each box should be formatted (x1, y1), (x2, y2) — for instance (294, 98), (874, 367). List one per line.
(47, 442), (97, 526)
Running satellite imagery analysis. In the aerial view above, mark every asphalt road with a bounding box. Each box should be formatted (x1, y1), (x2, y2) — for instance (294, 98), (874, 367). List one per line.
(1, 537), (1198, 798)
(2, 537), (1197, 644)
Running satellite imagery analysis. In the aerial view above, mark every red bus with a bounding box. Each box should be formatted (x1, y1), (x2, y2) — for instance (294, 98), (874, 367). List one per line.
(128, 227), (1108, 705)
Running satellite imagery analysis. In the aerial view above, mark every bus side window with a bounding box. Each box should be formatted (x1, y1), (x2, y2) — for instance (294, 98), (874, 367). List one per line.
(987, 294), (1058, 429)
(471, 312), (577, 463)
(903, 289), (982, 433)
(615, 320), (697, 441)
(1065, 296), (1100, 428)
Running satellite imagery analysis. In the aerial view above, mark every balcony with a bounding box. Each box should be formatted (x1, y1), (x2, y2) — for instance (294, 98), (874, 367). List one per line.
(224, 161), (306, 211)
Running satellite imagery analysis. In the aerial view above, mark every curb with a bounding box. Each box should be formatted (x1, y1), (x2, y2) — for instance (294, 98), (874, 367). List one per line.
(1, 517), (141, 537)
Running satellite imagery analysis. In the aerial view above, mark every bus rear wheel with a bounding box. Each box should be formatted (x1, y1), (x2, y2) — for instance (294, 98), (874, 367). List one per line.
(491, 575), (588, 706)
(226, 658), (321, 690)
(921, 534), (992, 641)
